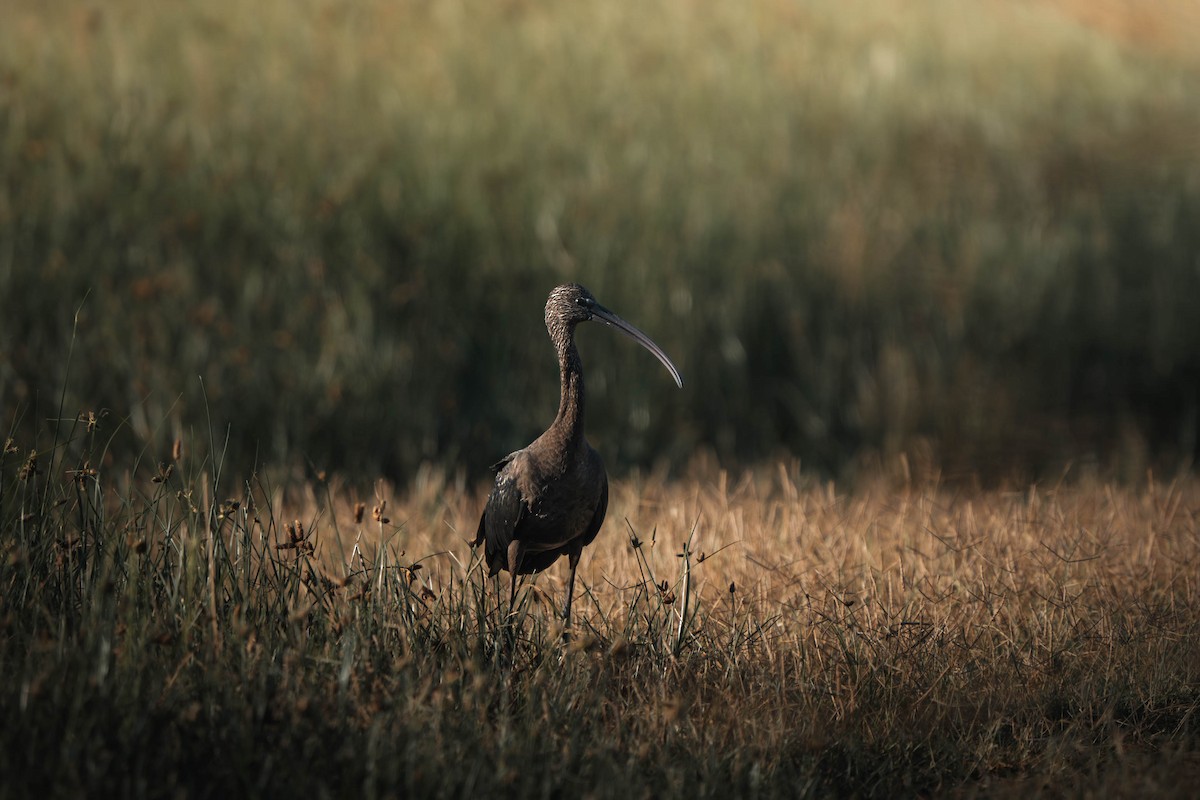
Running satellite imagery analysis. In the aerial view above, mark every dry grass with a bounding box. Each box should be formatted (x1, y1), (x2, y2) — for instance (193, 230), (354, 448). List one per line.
(310, 463), (1200, 795)
(7, 419), (1194, 796)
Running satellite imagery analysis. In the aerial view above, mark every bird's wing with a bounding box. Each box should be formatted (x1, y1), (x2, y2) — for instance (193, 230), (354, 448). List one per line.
(580, 469), (609, 549)
(488, 450), (521, 473)
(473, 456), (530, 575)
(471, 448), (521, 551)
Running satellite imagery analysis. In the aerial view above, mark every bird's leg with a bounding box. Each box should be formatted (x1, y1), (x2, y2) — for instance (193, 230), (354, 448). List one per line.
(562, 546), (582, 627)
(507, 539), (524, 616)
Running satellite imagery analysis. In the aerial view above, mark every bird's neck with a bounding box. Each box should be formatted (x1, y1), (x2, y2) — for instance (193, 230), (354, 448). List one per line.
(552, 339), (586, 448)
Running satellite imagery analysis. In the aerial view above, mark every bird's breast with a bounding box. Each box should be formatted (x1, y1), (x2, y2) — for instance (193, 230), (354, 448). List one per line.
(512, 446), (604, 552)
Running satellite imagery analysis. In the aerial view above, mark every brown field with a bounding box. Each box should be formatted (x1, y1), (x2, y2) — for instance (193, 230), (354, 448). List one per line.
(4, 434), (1200, 795)
(272, 462), (1200, 795)
(333, 462), (1200, 658)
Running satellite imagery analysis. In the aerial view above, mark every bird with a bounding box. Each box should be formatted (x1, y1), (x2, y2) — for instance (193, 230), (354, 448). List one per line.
(472, 283), (683, 625)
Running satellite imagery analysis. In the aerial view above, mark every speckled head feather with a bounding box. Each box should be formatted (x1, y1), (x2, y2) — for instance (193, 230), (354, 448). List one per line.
(544, 283), (597, 342)
(543, 283), (683, 388)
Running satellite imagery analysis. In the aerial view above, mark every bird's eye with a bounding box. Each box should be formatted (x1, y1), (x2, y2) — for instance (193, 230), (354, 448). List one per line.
(576, 296), (593, 308)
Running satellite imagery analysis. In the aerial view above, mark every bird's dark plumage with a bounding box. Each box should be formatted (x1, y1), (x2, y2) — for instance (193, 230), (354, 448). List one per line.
(474, 446), (608, 577)
(473, 283), (681, 623)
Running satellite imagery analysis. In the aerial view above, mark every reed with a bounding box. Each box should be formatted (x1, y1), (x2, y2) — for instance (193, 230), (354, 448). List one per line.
(2, 0), (1199, 481)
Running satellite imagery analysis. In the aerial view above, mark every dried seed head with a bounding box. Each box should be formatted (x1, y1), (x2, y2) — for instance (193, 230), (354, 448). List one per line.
(353, 502), (365, 524)
(152, 462), (175, 484)
(66, 461), (97, 484)
(19, 450), (40, 480)
(657, 580), (676, 604)
(279, 520), (313, 556)
(172, 439), (183, 461)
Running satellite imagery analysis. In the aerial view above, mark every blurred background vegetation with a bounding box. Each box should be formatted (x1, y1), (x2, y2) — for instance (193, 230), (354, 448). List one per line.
(2, 0), (1198, 483)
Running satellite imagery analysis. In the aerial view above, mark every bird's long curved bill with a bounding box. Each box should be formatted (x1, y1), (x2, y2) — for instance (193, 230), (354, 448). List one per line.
(591, 305), (684, 388)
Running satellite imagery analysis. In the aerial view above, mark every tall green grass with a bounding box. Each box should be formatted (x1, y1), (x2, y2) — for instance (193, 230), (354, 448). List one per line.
(2, 0), (1199, 481)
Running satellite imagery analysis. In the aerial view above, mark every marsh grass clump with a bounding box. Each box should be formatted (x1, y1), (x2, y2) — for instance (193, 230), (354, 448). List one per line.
(3, 422), (1198, 796)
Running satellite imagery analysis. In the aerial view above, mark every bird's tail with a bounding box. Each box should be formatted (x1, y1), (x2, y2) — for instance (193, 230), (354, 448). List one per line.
(471, 513), (486, 549)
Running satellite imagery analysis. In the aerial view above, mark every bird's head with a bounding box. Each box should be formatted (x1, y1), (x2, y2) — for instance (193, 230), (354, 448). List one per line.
(544, 283), (683, 388)
(545, 283), (599, 330)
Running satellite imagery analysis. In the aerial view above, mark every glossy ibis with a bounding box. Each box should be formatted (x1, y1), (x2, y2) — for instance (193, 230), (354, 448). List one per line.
(472, 283), (683, 624)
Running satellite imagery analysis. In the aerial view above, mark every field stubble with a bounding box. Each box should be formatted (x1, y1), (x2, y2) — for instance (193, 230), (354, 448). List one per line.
(3, 426), (1198, 796)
